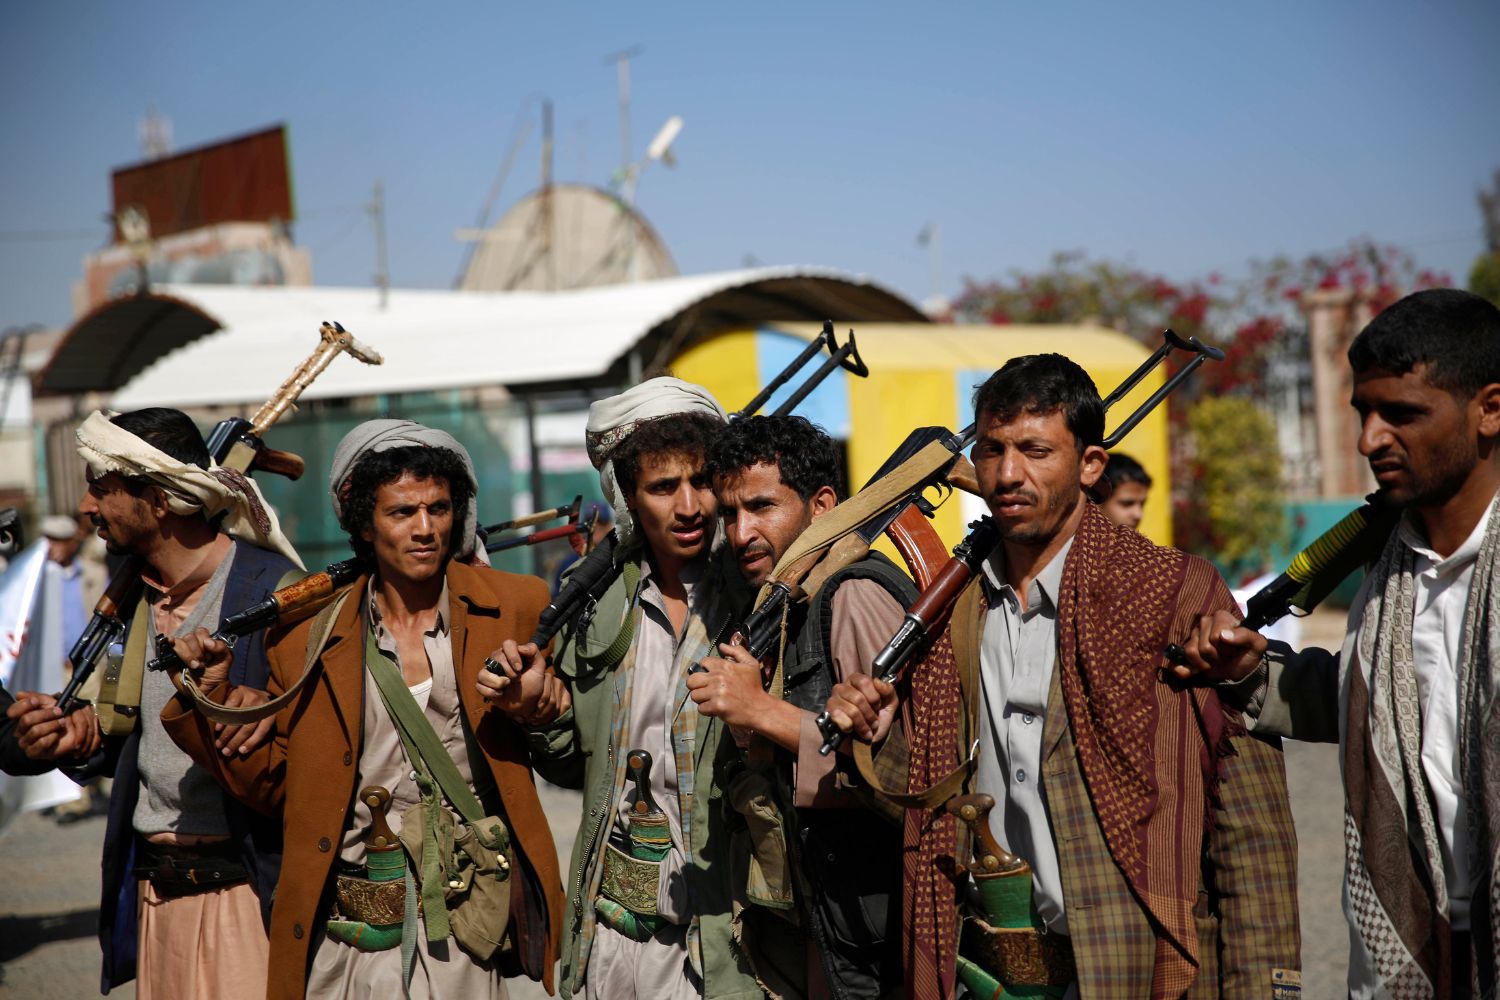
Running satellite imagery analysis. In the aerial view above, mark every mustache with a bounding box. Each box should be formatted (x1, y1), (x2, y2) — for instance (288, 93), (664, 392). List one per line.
(737, 542), (772, 559)
(988, 488), (1040, 504)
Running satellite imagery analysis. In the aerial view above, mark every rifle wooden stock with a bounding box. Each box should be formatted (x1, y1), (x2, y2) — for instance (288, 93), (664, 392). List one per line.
(816, 518), (1000, 755)
(250, 445), (306, 480)
(148, 556), (367, 674)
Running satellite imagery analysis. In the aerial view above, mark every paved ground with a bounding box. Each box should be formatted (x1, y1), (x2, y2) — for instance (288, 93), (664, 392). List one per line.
(0, 607), (1354, 998)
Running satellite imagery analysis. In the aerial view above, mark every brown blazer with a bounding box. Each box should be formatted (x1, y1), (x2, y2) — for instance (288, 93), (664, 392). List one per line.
(162, 560), (565, 1000)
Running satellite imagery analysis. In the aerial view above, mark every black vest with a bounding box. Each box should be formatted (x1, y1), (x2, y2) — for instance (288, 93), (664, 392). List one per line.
(780, 550), (917, 1000)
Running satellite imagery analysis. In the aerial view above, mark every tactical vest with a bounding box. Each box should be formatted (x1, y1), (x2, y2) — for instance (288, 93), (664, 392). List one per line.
(780, 550), (918, 715)
(779, 550), (917, 1000)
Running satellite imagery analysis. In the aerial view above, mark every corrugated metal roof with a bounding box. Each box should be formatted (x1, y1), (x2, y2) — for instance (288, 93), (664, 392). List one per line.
(93, 267), (924, 409)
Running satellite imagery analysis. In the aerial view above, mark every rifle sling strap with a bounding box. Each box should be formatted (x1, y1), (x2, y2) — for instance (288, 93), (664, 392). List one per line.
(96, 594), (151, 737)
(851, 582), (983, 811)
(177, 585), (351, 725)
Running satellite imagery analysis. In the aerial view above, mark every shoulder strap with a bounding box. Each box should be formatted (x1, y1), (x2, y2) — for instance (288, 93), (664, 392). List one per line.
(851, 582), (984, 810)
(177, 588), (351, 725)
(96, 594), (150, 737)
(576, 560), (641, 670)
(363, 625), (490, 829)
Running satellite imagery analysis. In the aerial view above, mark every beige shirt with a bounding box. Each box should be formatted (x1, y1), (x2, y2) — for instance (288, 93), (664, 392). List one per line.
(311, 578), (506, 1000)
(792, 577), (908, 809)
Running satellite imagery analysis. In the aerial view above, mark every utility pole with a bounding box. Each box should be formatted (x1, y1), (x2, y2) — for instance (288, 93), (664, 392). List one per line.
(370, 179), (389, 309)
(605, 45), (643, 280)
(540, 99), (556, 291)
(605, 46), (642, 181)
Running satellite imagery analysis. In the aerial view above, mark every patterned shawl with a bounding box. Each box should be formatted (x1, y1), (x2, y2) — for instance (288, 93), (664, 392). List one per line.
(902, 503), (1237, 998)
(1343, 495), (1500, 998)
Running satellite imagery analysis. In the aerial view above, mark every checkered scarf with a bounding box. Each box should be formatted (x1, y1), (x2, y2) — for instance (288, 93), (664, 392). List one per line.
(903, 504), (1234, 998)
(1343, 495), (1500, 998)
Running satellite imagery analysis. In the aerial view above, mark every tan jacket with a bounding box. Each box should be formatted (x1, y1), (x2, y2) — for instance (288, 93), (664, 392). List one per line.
(163, 560), (564, 1000)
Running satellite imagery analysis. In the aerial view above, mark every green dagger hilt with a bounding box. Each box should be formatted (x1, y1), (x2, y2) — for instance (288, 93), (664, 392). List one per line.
(626, 749), (661, 816)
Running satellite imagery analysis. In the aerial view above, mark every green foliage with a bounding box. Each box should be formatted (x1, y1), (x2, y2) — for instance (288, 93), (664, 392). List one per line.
(1471, 251), (1500, 307)
(1179, 397), (1288, 575)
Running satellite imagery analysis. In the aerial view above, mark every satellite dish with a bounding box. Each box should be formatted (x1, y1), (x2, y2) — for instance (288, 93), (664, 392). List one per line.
(647, 116), (683, 167)
(457, 184), (677, 292)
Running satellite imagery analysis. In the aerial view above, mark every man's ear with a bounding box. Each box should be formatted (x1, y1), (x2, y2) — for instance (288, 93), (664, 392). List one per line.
(1475, 383), (1500, 440)
(1078, 445), (1110, 489)
(809, 484), (838, 518)
(143, 485), (171, 518)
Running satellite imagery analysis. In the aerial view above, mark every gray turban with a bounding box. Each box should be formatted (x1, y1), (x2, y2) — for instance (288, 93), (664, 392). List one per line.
(329, 419), (488, 565)
(585, 377), (727, 547)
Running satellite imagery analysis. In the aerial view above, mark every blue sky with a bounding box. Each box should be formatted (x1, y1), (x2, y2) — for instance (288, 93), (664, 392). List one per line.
(3, 1), (1497, 331)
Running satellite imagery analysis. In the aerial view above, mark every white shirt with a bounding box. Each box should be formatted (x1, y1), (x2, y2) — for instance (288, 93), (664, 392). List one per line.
(1396, 504), (1490, 931)
(975, 539), (1072, 935)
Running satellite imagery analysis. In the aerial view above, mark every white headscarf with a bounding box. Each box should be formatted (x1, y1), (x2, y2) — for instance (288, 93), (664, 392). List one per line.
(327, 418), (489, 565)
(75, 411), (304, 568)
(585, 376), (727, 547)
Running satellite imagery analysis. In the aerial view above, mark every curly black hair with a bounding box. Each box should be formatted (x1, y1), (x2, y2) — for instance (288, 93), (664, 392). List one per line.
(610, 412), (724, 496)
(338, 445), (474, 559)
(705, 414), (842, 501)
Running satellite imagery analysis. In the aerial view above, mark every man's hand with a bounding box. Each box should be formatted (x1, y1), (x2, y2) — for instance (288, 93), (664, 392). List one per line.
(167, 628), (233, 688)
(1167, 609), (1268, 684)
(823, 673), (899, 745)
(476, 640), (570, 727)
(7, 691), (101, 761)
(685, 642), (771, 730)
(213, 687), (274, 757)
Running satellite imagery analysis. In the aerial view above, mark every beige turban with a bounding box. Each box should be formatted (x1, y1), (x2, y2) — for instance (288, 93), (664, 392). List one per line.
(75, 411), (303, 568)
(585, 376), (727, 547)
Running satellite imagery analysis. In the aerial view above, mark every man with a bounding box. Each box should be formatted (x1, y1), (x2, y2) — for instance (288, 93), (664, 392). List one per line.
(1098, 451), (1151, 531)
(162, 419), (565, 1000)
(1176, 289), (1500, 998)
(824, 354), (1301, 999)
(507, 377), (762, 999)
(690, 413), (913, 998)
(6, 407), (301, 997)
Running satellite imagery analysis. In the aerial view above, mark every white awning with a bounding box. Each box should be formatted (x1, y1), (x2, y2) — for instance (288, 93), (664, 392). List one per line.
(104, 267), (923, 409)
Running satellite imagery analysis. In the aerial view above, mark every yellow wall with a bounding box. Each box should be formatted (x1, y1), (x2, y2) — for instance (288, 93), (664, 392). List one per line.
(673, 323), (1172, 550)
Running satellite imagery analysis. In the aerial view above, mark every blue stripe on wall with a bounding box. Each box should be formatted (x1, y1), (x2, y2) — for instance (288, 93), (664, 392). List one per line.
(756, 327), (852, 437)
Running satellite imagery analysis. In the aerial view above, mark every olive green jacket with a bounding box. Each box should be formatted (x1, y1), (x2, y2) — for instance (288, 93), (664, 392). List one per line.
(526, 542), (762, 998)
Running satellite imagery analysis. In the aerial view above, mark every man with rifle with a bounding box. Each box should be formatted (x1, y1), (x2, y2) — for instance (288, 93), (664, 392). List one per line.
(684, 413), (911, 998)
(6, 406), (302, 998)
(492, 376), (763, 999)
(1176, 289), (1500, 998)
(160, 419), (566, 999)
(823, 354), (1301, 999)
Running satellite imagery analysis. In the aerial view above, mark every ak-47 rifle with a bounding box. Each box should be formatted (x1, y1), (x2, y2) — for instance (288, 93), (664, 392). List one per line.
(485, 498), (598, 555)
(1162, 491), (1399, 666)
(477, 495), (581, 551)
(814, 330), (1225, 754)
(507, 321), (869, 660)
(146, 555), (369, 675)
(55, 322), (384, 714)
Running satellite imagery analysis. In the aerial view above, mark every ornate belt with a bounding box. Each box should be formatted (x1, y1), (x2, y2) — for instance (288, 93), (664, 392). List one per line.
(599, 842), (661, 917)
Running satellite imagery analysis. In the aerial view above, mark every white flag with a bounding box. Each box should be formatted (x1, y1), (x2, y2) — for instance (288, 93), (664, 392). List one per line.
(0, 542), (84, 832)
